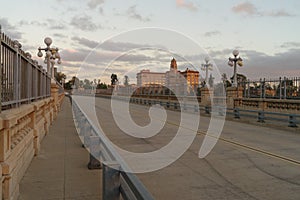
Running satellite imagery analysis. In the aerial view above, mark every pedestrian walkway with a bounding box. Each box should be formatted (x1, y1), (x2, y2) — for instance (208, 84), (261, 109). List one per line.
(18, 98), (102, 200)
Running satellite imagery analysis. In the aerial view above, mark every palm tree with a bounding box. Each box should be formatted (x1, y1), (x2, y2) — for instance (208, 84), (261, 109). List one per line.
(111, 74), (118, 86)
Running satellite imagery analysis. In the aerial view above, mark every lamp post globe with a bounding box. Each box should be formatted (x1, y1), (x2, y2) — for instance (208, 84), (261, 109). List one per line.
(233, 49), (239, 57)
(204, 57), (210, 63)
(44, 37), (52, 46)
(37, 51), (43, 57)
(37, 37), (61, 83)
(55, 52), (60, 59)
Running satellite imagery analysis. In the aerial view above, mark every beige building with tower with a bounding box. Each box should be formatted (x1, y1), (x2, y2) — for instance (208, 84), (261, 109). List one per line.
(136, 58), (200, 95)
(166, 58), (200, 95)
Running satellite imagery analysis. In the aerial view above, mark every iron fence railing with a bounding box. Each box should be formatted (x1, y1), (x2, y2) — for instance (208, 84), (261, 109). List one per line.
(0, 27), (51, 110)
(240, 77), (300, 99)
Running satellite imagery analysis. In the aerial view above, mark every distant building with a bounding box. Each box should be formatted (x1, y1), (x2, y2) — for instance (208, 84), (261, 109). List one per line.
(165, 58), (182, 94)
(166, 58), (199, 95)
(136, 69), (165, 87)
(180, 68), (199, 94)
(136, 58), (200, 95)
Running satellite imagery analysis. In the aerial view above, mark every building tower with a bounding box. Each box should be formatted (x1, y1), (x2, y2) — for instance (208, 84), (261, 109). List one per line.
(170, 57), (177, 71)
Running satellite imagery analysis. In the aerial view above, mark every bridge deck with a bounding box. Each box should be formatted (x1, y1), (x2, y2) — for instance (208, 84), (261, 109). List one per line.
(18, 96), (300, 200)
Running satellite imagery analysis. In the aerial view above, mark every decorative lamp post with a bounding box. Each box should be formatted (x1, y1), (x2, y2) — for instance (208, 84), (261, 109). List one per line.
(201, 57), (213, 87)
(228, 50), (243, 87)
(37, 37), (61, 83)
(61, 77), (65, 88)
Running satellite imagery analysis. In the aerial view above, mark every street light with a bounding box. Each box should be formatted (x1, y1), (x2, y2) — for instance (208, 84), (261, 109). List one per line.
(37, 37), (61, 83)
(61, 77), (65, 88)
(228, 50), (243, 87)
(201, 57), (213, 87)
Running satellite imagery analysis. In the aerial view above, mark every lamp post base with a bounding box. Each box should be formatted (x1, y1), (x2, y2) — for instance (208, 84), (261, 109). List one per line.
(226, 86), (243, 108)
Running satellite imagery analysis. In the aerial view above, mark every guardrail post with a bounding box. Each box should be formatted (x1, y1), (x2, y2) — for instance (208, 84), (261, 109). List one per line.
(174, 102), (177, 109)
(103, 161), (121, 200)
(288, 115), (298, 127)
(83, 126), (93, 148)
(194, 105), (198, 112)
(257, 111), (265, 123)
(234, 108), (240, 118)
(218, 106), (225, 116)
(205, 106), (210, 114)
(88, 136), (102, 170)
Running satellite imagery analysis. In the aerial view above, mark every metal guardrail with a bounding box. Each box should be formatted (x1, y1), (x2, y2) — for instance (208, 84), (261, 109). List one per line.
(114, 96), (299, 128)
(227, 107), (299, 127)
(70, 95), (154, 200)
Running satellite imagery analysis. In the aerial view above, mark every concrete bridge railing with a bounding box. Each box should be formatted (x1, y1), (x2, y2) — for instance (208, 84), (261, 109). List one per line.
(0, 28), (65, 200)
(0, 92), (64, 200)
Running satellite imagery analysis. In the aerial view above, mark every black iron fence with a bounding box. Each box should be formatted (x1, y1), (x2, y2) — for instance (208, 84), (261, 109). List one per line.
(240, 77), (300, 99)
(0, 27), (51, 110)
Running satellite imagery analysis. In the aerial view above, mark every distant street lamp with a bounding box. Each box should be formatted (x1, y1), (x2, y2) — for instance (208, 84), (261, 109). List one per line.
(201, 57), (213, 87)
(61, 77), (65, 88)
(37, 37), (61, 83)
(228, 50), (243, 87)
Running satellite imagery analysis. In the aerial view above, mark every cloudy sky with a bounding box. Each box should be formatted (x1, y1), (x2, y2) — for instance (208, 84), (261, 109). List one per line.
(1, 0), (299, 84)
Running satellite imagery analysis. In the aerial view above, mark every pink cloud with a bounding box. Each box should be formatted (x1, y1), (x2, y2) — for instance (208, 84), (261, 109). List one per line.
(232, 2), (257, 15)
(176, 0), (198, 12)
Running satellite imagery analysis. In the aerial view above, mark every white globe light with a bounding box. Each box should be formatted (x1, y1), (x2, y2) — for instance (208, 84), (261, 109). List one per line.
(55, 52), (60, 58)
(37, 51), (43, 57)
(44, 37), (52, 46)
(57, 60), (62, 64)
(228, 61), (234, 67)
(44, 59), (48, 64)
(237, 60), (243, 67)
(233, 49), (239, 57)
(50, 59), (55, 64)
(204, 57), (210, 63)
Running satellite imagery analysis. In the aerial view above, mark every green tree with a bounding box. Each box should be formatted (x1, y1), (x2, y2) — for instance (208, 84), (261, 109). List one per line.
(83, 79), (91, 89)
(97, 82), (108, 89)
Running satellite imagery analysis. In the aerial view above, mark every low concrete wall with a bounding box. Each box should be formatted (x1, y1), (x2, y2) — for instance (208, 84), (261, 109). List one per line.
(234, 98), (300, 114)
(0, 94), (64, 200)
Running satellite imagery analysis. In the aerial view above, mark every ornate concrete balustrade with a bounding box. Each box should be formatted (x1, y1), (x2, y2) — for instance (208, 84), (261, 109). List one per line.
(0, 92), (64, 200)
(234, 98), (300, 114)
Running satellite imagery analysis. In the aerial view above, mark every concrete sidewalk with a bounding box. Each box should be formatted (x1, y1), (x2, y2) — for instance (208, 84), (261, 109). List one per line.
(18, 99), (102, 200)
